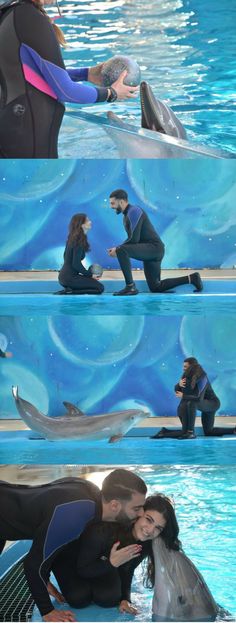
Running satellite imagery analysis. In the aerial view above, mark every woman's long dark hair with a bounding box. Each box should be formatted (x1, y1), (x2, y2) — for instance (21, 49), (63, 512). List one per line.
(143, 494), (181, 589)
(183, 357), (205, 389)
(32, 0), (66, 46)
(67, 213), (90, 252)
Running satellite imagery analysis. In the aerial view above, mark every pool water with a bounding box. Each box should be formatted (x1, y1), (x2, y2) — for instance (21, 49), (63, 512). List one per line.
(51, 0), (236, 156)
(0, 431), (235, 465)
(0, 280), (236, 315)
(24, 465), (236, 621)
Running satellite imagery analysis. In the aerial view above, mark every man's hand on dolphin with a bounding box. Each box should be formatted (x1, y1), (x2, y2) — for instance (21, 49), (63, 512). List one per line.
(43, 608), (76, 622)
(107, 247), (117, 257)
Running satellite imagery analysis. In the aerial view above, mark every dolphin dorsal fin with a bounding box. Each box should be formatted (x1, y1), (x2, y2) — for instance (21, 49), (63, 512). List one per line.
(63, 401), (85, 417)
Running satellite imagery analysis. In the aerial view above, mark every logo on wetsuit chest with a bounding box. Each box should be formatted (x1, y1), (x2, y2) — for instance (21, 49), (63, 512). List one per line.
(13, 104), (26, 116)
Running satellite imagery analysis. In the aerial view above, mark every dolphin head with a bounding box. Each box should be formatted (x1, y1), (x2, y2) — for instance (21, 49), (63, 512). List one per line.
(112, 406), (150, 437)
(140, 81), (187, 139)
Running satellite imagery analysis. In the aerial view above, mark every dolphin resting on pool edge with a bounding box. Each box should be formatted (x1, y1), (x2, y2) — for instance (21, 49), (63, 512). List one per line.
(104, 81), (234, 158)
(105, 80), (187, 150)
(12, 386), (150, 442)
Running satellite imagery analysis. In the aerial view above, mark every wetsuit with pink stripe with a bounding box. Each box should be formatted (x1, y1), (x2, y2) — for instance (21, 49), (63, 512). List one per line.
(0, 0), (108, 157)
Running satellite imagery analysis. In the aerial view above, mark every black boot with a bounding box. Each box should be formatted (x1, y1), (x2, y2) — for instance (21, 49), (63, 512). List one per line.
(178, 431), (196, 439)
(113, 284), (139, 296)
(150, 427), (168, 439)
(54, 287), (73, 295)
(190, 272), (203, 292)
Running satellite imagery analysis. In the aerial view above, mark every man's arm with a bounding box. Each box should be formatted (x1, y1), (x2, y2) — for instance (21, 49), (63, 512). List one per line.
(23, 498), (98, 618)
(23, 522), (60, 617)
(121, 206), (144, 245)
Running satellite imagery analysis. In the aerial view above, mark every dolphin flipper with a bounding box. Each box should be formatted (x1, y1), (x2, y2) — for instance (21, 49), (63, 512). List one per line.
(63, 401), (85, 417)
(109, 434), (123, 443)
(107, 110), (128, 128)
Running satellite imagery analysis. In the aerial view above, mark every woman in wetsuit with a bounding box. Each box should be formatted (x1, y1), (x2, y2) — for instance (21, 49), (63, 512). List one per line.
(152, 357), (236, 439)
(58, 213), (104, 295)
(0, 0), (138, 158)
(49, 494), (219, 622)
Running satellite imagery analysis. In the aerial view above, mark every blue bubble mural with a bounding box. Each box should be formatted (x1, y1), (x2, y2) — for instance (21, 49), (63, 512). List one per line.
(1, 315), (236, 419)
(0, 160), (236, 270)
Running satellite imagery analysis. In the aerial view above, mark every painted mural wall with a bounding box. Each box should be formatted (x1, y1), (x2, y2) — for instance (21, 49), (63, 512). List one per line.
(0, 159), (236, 270)
(0, 315), (235, 418)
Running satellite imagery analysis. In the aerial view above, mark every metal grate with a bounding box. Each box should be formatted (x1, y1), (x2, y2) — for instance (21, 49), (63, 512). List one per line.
(0, 561), (35, 622)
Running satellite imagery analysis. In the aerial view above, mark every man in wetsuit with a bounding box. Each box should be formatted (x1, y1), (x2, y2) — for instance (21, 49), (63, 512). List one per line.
(0, 469), (146, 622)
(108, 189), (203, 296)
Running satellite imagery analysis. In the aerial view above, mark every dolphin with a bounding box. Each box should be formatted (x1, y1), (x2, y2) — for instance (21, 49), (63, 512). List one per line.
(66, 101), (234, 158)
(12, 386), (150, 442)
(101, 81), (234, 159)
(152, 537), (219, 622)
(140, 81), (187, 139)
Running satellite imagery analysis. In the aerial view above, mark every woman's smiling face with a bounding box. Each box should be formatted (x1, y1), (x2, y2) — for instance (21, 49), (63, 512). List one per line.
(132, 510), (166, 541)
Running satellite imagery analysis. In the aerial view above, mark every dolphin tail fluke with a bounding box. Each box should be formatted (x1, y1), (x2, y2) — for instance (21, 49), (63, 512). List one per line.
(63, 401), (85, 417)
(12, 385), (19, 400)
(109, 434), (123, 443)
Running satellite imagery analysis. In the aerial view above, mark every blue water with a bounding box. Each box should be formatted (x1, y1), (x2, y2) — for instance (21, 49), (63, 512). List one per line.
(49, 0), (236, 156)
(3, 466), (232, 621)
(0, 430), (235, 465)
(0, 279), (236, 315)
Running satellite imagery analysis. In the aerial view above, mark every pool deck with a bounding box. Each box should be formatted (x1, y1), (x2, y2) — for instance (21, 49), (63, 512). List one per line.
(1, 416), (235, 431)
(1, 269), (236, 281)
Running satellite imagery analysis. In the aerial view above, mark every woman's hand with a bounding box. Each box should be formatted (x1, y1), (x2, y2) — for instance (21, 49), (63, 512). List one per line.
(119, 600), (139, 615)
(109, 541), (142, 567)
(179, 378), (186, 388)
(88, 62), (106, 86)
(175, 391), (183, 399)
(88, 64), (139, 100)
(43, 609), (76, 622)
(111, 70), (139, 100)
(47, 581), (65, 604)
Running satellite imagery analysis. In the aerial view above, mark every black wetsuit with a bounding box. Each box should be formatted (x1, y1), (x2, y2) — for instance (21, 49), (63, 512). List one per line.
(58, 243), (104, 294)
(176, 375), (235, 436)
(0, 0), (108, 158)
(0, 478), (102, 616)
(116, 205), (190, 292)
(0, 349), (7, 358)
(50, 521), (151, 608)
(159, 374), (235, 437)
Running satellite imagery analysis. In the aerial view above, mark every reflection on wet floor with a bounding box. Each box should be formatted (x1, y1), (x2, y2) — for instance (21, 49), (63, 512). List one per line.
(0, 465), (113, 485)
